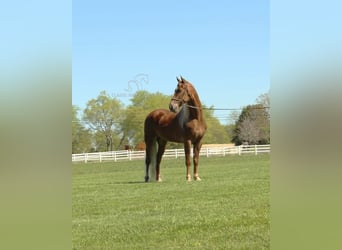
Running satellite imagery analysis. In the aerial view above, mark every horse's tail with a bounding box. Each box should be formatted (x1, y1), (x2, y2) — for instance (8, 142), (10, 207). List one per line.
(144, 115), (157, 182)
(149, 140), (158, 181)
(145, 138), (157, 182)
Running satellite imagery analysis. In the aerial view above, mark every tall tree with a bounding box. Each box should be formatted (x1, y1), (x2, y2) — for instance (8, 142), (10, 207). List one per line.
(256, 92), (270, 118)
(72, 105), (92, 153)
(83, 91), (125, 151)
(255, 92), (270, 143)
(90, 130), (122, 152)
(232, 104), (270, 145)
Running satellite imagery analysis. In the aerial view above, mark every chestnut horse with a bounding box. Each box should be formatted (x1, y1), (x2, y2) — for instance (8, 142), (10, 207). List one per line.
(144, 77), (207, 182)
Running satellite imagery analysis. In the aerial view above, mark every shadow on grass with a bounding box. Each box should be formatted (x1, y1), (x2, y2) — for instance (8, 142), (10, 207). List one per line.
(111, 181), (146, 185)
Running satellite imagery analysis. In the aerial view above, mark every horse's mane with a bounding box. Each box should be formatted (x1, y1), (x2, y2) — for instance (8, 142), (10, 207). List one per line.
(180, 77), (202, 108)
(177, 77), (204, 123)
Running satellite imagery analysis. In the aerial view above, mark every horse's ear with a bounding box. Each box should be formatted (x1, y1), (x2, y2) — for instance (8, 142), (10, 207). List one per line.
(176, 76), (181, 82)
(181, 76), (188, 82)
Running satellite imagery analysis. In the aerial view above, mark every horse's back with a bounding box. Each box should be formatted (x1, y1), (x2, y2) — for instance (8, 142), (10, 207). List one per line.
(145, 109), (169, 130)
(146, 108), (169, 118)
(145, 109), (175, 124)
(144, 109), (180, 141)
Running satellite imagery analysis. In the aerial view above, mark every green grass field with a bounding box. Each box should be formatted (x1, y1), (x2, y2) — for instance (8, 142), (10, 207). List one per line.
(72, 155), (270, 249)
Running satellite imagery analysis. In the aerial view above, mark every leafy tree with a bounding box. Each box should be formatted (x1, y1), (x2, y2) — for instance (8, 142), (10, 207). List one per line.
(83, 91), (125, 151)
(255, 92), (270, 143)
(232, 104), (270, 145)
(72, 105), (92, 153)
(224, 124), (235, 141)
(227, 110), (240, 125)
(237, 117), (260, 144)
(90, 130), (122, 152)
(256, 92), (270, 118)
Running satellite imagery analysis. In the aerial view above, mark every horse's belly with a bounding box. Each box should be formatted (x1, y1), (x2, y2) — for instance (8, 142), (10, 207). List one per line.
(157, 128), (185, 143)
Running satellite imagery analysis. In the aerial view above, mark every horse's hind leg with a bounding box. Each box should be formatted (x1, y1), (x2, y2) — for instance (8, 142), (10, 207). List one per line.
(156, 138), (167, 182)
(144, 133), (159, 182)
(145, 137), (157, 182)
(145, 150), (151, 182)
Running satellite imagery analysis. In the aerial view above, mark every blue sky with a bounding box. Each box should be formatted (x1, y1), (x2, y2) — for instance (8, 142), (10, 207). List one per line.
(73, 1), (269, 123)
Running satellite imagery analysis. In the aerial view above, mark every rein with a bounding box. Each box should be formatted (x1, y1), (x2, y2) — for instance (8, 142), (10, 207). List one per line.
(184, 103), (202, 110)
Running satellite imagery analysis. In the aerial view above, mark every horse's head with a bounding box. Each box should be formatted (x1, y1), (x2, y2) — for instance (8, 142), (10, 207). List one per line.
(169, 76), (192, 113)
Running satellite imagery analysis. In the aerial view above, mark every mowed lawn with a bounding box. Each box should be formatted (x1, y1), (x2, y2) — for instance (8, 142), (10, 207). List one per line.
(72, 154), (270, 249)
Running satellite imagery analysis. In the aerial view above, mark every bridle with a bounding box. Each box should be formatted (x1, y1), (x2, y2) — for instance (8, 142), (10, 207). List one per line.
(170, 92), (202, 110)
(170, 97), (186, 104)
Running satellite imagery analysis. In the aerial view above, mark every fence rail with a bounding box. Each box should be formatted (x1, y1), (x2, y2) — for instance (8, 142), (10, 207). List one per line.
(72, 144), (270, 163)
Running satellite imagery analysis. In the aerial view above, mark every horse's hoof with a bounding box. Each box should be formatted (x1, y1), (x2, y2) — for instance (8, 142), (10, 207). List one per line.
(157, 178), (162, 182)
(186, 175), (192, 182)
(194, 176), (201, 181)
(144, 176), (149, 182)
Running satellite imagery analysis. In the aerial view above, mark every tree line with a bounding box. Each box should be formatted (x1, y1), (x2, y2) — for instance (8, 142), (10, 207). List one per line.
(72, 90), (270, 153)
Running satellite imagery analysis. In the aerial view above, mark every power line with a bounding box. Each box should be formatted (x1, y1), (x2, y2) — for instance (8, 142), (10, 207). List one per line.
(73, 106), (270, 125)
(200, 106), (269, 111)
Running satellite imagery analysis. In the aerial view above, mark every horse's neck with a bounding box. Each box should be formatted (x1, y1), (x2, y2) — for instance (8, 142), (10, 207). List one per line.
(178, 99), (204, 127)
(178, 105), (190, 127)
(188, 98), (204, 122)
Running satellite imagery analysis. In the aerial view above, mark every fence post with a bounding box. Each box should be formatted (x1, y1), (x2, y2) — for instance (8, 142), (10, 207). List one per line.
(175, 149), (178, 159)
(238, 146), (241, 156)
(129, 150), (132, 161)
(99, 152), (102, 162)
(206, 147), (209, 157)
(114, 151), (117, 162)
(85, 153), (88, 163)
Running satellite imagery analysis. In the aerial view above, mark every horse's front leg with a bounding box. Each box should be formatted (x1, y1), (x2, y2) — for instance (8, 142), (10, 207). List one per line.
(184, 140), (191, 181)
(193, 140), (203, 181)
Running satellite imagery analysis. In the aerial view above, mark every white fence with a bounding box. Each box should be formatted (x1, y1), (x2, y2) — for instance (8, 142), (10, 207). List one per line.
(72, 144), (270, 163)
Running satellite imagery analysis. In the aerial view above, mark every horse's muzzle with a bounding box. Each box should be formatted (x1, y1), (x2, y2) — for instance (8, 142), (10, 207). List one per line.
(169, 103), (178, 113)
